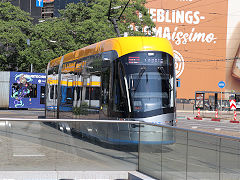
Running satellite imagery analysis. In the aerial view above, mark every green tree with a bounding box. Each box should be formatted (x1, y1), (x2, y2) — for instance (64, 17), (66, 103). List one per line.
(0, 2), (33, 71)
(28, 0), (155, 72)
(60, 0), (155, 48)
(20, 18), (78, 72)
(0, 0), (155, 73)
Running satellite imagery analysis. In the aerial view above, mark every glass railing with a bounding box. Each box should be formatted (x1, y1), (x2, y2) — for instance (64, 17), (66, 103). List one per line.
(138, 124), (240, 180)
(0, 119), (139, 171)
(0, 118), (239, 180)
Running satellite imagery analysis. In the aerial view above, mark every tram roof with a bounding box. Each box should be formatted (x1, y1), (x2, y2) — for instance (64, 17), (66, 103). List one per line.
(49, 37), (174, 68)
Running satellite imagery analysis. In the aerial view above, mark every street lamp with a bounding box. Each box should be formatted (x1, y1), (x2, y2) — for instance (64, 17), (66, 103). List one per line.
(26, 38), (33, 72)
(111, 6), (121, 10)
(49, 40), (57, 43)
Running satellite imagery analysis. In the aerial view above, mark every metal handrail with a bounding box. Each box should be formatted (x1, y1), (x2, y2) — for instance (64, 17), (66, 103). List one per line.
(0, 118), (140, 124)
(1, 117), (240, 141)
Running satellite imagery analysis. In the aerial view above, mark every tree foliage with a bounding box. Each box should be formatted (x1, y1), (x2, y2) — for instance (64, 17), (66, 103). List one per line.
(20, 18), (79, 72)
(0, 2), (33, 71)
(0, 0), (155, 72)
(60, 0), (155, 47)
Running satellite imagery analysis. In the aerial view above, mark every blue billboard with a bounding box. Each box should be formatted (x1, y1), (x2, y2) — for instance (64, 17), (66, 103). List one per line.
(9, 72), (46, 108)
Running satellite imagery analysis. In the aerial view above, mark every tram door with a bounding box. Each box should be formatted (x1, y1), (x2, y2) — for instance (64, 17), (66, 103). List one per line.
(100, 57), (110, 119)
(52, 77), (58, 118)
(40, 86), (45, 104)
(46, 73), (58, 118)
(66, 77), (73, 105)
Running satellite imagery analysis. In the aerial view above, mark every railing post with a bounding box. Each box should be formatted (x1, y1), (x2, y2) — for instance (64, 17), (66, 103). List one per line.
(138, 122), (140, 171)
(219, 138), (221, 180)
(186, 131), (188, 180)
(161, 126), (163, 180)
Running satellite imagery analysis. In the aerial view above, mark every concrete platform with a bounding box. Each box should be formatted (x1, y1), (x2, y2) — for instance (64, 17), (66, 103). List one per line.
(0, 171), (133, 180)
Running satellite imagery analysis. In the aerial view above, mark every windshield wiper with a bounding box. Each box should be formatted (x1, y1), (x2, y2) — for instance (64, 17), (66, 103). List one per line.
(158, 66), (172, 91)
(132, 66), (146, 93)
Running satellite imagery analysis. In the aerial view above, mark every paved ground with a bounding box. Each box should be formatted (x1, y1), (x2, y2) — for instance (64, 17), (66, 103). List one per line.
(176, 110), (240, 137)
(0, 109), (44, 118)
(177, 109), (240, 121)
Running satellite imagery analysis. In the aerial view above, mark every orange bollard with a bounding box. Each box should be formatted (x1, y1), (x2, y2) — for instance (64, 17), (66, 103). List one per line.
(230, 110), (240, 123)
(194, 108), (202, 120)
(212, 109), (220, 122)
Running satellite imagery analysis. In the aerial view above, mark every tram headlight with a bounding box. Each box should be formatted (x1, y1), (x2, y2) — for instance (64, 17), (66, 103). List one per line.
(147, 52), (155, 56)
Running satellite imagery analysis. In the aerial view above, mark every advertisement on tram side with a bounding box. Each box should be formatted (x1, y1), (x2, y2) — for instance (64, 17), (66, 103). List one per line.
(9, 72), (46, 109)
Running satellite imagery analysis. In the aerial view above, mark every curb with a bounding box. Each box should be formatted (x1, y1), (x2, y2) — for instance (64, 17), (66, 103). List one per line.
(194, 117), (202, 120)
(211, 118), (221, 122)
(185, 117), (240, 123)
(230, 120), (240, 123)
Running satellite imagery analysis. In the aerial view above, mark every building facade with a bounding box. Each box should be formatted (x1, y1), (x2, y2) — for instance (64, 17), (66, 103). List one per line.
(8, 0), (240, 101)
(10, 0), (42, 23)
(51, 0), (240, 100)
(9, 0), (54, 22)
(42, 0), (54, 19)
(145, 0), (240, 100)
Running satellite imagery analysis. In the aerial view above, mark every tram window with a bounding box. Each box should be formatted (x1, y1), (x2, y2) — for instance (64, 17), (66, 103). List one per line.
(86, 87), (100, 100)
(85, 87), (90, 100)
(48, 69), (53, 75)
(112, 62), (127, 114)
(101, 70), (109, 104)
(92, 87), (100, 100)
(66, 87), (73, 104)
(40, 86), (45, 104)
(28, 84), (37, 98)
(67, 87), (72, 98)
(102, 51), (118, 61)
(55, 67), (59, 74)
(76, 87), (81, 101)
(50, 85), (57, 99)
(113, 78), (125, 112)
(54, 85), (58, 99)
(50, 85), (54, 99)
(48, 66), (59, 75)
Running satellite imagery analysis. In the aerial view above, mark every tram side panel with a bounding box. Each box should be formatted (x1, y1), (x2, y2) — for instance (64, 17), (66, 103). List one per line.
(9, 72), (46, 109)
(0, 71), (10, 109)
(46, 66), (59, 118)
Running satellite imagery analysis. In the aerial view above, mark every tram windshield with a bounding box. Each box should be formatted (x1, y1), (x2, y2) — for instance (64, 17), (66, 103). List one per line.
(120, 51), (175, 118)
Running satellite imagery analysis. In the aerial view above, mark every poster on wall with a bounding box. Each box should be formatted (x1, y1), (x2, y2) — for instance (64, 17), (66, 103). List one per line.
(195, 93), (204, 109)
(146, 0), (228, 99)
